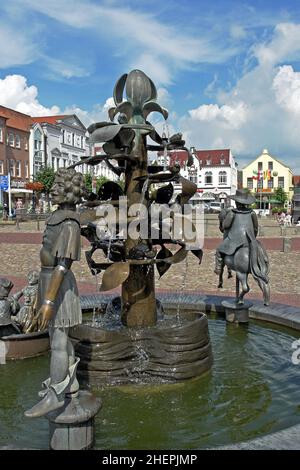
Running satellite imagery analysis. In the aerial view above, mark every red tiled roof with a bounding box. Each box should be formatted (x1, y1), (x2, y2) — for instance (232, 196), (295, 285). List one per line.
(293, 175), (300, 187)
(0, 105), (33, 132)
(157, 148), (230, 168)
(32, 115), (70, 125)
(157, 149), (188, 167)
(195, 149), (230, 166)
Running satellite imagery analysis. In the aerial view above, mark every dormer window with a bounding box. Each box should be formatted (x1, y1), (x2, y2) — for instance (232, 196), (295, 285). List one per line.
(206, 160), (211, 165)
(220, 159), (225, 165)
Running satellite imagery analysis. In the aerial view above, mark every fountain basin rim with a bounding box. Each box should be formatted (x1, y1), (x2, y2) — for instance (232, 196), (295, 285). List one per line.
(76, 292), (300, 449)
(79, 292), (300, 332)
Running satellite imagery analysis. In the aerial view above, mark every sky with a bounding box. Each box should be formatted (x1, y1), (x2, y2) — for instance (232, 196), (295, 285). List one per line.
(1, 0), (300, 173)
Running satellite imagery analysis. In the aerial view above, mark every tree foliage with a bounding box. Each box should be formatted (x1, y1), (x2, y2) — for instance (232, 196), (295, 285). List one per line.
(35, 166), (56, 194)
(274, 187), (288, 204)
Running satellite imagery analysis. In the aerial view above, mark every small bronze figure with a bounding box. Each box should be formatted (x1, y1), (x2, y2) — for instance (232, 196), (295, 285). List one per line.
(0, 278), (21, 338)
(215, 189), (270, 305)
(15, 270), (39, 333)
(25, 168), (85, 418)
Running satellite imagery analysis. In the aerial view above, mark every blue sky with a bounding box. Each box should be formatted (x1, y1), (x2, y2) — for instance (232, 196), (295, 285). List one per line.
(1, 0), (300, 172)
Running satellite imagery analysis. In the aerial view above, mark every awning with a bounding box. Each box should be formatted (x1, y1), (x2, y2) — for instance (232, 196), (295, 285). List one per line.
(3, 189), (33, 194)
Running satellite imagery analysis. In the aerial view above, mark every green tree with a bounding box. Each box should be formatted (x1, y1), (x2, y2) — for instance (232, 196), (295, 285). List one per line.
(274, 187), (288, 205)
(84, 173), (93, 193)
(35, 166), (56, 195)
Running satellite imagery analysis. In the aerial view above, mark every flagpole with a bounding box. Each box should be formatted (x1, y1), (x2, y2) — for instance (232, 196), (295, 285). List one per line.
(8, 172), (12, 218)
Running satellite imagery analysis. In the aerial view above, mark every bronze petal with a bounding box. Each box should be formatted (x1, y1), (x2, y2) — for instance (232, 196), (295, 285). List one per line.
(156, 246), (173, 278)
(89, 125), (122, 143)
(87, 121), (116, 134)
(142, 101), (169, 120)
(113, 73), (128, 106)
(108, 107), (116, 122)
(113, 101), (133, 121)
(100, 262), (130, 291)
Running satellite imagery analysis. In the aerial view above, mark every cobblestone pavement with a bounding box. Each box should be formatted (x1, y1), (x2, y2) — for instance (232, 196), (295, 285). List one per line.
(1, 241), (299, 307)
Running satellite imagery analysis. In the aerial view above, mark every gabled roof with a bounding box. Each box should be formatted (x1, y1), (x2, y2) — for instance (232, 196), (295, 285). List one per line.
(157, 149), (188, 167)
(242, 150), (292, 171)
(32, 114), (70, 125)
(0, 105), (33, 132)
(157, 148), (230, 168)
(32, 114), (86, 131)
(195, 149), (230, 166)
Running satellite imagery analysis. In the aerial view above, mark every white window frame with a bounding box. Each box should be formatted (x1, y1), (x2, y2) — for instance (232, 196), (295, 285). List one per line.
(9, 159), (15, 176)
(219, 171), (227, 185)
(15, 134), (21, 149)
(16, 160), (21, 177)
(205, 171), (213, 185)
(0, 160), (4, 174)
(8, 133), (14, 147)
(0, 127), (3, 143)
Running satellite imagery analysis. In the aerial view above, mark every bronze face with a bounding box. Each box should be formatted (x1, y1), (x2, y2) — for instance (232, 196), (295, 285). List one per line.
(50, 176), (66, 206)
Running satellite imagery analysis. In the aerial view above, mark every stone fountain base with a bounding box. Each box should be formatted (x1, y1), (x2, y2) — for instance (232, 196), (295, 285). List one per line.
(70, 303), (213, 386)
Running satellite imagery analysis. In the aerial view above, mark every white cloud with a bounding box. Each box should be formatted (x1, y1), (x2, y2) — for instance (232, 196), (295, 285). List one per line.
(13, 0), (239, 84)
(0, 23), (38, 68)
(43, 57), (90, 79)
(0, 75), (60, 115)
(189, 102), (248, 129)
(253, 23), (300, 66)
(178, 23), (300, 172)
(273, 65), (300, 114)
(0, 74), (115, 124)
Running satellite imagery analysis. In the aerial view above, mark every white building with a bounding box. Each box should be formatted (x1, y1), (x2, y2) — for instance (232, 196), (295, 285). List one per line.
(157, 148), (238, 205)
(92, 145), (119, 182)
(30, 114), (88, 176)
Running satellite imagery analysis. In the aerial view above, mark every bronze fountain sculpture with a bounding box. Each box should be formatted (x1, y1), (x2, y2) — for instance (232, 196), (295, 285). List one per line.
(70, 70), (213, 385)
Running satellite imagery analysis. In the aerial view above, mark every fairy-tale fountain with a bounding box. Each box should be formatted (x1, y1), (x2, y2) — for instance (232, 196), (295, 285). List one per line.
(70, 70), (213, 385)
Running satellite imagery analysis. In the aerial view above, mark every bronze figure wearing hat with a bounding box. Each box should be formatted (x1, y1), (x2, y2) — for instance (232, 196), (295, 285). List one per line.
(215, 189), (270, 305)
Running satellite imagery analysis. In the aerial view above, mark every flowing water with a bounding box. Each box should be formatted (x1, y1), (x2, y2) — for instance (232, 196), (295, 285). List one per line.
(1, 318), (300, 449)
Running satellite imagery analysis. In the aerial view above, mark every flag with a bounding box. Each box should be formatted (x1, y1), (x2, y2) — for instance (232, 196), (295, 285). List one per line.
(252, 170), (258, 180)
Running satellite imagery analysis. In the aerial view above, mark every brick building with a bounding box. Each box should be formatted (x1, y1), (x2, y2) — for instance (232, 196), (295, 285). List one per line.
(0, 106), (33, 207)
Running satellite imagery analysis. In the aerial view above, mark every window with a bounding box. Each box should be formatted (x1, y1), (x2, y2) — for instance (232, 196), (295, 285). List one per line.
(205, 171), (213, 185)
(16, 161), (21, 177)
(0, 127), (3, 143)
(62, 130), (65, 144)
(268, 161), (273, 171)
(219, 171), (227, 185)
(9, 159), (15, 176)
(220, 159), (225, 165)
(8, 133), (14, 147)
(258, 161), (263, 171)
(25, 162), (29, 178)
(0, 160), (3, 174)
(206, 160), (211, 165)
(278, 176), (284, 188)
(257, 179), (263, 189)
(189, 176), (197, 184)
(268, 177), (273, 189)
(25, 140), (28, 150)
(15, 135), (21, 148)
(247, 177), (253, 189)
